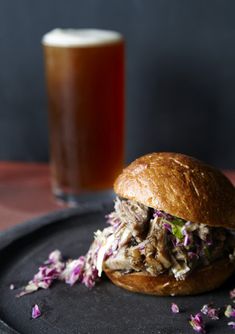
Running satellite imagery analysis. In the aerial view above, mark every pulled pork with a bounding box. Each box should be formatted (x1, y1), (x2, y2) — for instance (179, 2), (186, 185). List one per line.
(90, 198), (235, 281)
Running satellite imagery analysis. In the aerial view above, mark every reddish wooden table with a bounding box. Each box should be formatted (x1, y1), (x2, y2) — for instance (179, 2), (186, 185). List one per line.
(0, 163), (65, 231)
(0, 162), (234, 232)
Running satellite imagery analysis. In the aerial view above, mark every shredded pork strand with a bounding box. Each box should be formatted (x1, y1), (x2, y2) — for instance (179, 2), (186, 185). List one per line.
(107, 197), (149, 241)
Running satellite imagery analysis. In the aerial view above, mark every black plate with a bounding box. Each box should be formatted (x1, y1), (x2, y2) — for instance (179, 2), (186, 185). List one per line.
(0, 203), (234, 334)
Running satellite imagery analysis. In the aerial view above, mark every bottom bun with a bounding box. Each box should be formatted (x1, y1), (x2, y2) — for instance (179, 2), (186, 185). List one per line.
(104, 258), (235, 296)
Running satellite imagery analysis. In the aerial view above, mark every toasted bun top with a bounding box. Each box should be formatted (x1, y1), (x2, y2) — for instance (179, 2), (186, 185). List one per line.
(114, 152), (235, 228)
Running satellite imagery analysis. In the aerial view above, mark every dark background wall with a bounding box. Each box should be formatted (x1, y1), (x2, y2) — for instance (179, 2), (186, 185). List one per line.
(0, 0), (234, 168)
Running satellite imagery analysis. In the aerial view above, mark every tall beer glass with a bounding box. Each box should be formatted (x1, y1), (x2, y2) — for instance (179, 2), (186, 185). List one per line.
(42, 29), (124, 203)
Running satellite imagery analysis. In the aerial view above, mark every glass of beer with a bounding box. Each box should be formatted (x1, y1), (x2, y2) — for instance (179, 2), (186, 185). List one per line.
(42, 29), (125, 204)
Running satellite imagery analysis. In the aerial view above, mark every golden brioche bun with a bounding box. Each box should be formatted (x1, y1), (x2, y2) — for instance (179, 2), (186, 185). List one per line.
(104, 258), (235, 296)
(114, 152), (235, 228)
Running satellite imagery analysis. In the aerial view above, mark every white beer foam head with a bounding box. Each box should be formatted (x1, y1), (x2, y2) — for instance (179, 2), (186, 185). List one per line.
(42, 29), (123, 47)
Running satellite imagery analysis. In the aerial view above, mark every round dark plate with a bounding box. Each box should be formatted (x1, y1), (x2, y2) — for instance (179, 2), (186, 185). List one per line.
(0, 203), (234, 334)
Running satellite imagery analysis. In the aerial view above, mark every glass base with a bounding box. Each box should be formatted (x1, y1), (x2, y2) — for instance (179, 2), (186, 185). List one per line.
(53, 187), (115, 208)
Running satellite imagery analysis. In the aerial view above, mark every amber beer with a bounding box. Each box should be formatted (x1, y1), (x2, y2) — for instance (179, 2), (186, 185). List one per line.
(42, 29), (124, 201)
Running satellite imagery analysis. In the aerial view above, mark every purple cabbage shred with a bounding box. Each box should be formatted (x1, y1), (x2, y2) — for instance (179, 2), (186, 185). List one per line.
(61, 257), (86, 286)
(171, 303), (180, 313)
(163, 223), (172, 232)
(189, 313), (206, 333)
(153, 210), (174, 221)
(228, 322), (235, 329)
(225, 305), (235, 318)
(230, 289), (235, 299)
(201, 304), (220, 320)
(32, 304), (41, 319)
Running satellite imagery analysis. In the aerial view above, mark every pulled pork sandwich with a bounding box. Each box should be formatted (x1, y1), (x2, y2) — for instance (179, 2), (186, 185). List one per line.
(86, 152), (235, 295)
